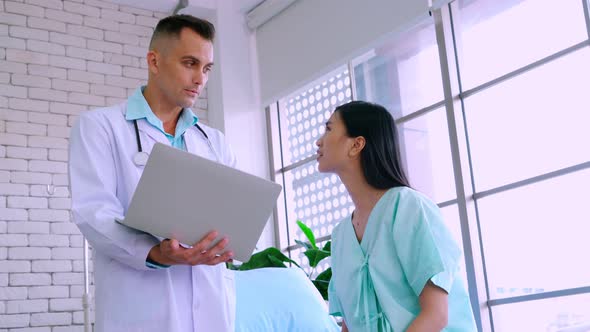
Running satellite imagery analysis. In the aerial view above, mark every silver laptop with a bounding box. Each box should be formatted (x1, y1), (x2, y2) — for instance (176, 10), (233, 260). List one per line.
(118, 142), (282, 262)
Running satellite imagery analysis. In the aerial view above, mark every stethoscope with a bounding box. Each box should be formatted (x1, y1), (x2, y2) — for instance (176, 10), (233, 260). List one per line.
(131, 119), (218, 166)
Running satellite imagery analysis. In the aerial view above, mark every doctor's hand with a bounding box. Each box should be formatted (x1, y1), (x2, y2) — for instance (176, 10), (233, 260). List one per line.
(147, 231), (233, 266)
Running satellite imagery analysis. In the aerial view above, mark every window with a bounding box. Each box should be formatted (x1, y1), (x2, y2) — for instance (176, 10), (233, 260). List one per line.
(491, 293), (590, 331)
(456, 0), (588, 90)
(269, 67), (353, 272)
(354, 20), (444, 117)
(353, 18), (455, 205)
(478, 169), (590, 298)
(464, 47), (590, 191)
(278, 71), (352, 166)
(452, 0), (590, 329)
(399, 108), (456, 203)
(266, 0), (590, 330)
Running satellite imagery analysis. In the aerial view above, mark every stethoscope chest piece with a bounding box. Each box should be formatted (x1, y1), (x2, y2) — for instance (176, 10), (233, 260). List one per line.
(133, 151), (149, 166)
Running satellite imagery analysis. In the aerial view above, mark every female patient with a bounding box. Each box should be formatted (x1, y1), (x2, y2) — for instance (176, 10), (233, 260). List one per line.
(318, 101), (476, 331)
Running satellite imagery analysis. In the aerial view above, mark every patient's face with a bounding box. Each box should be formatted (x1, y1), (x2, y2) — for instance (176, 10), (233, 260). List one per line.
(316, 111), (355, 174)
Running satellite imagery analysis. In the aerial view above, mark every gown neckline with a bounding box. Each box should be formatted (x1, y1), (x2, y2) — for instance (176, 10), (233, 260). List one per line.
(348, 187), (402, 251)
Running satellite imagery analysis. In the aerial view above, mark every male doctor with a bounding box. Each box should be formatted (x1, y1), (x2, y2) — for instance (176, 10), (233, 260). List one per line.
(69, 15), (236, 332)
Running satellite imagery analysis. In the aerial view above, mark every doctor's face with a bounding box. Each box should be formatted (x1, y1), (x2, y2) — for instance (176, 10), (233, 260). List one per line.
(151, 28), (214, 109)
(316, 111), (356, 174)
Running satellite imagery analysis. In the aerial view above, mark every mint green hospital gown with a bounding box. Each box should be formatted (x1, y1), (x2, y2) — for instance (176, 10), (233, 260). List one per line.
(328, 187), (476, 331)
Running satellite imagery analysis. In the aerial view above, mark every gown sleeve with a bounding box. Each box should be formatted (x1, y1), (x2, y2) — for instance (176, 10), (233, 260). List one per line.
(392, 190), (462, 296)
(328, 278), (344, 317)
(327, 223), (344, 317)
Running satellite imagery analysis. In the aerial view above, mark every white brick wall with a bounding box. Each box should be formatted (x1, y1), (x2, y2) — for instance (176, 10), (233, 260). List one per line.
(9, 274), (51, 286)
(6, 298), (49, 313)
(0, 313), (30, 328)
(1, 1), (210, 330)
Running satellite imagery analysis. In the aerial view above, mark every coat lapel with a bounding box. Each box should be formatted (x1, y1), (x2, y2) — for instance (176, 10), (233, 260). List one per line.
(137, 119), (169, 147)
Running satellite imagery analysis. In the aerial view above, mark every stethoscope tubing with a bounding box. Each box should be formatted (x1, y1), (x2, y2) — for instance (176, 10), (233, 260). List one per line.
(132, 119), (218, 165)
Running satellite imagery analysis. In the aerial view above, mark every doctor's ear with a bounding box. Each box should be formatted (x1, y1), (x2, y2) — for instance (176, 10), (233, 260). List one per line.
(146, 50), (160, 74)
(348, 136), (366, 158)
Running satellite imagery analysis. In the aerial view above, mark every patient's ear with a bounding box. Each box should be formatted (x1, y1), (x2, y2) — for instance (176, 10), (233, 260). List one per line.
(348, 136), (365, 158)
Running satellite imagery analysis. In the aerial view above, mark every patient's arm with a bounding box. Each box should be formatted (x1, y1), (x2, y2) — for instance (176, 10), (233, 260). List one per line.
(341, 320), (349, 332)
(406, 281), (449, 332)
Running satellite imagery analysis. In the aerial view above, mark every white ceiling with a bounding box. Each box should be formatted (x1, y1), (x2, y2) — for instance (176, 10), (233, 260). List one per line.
(107, 0), (265, 14)
(108, 0), (182, 13)
(238, 0), (266, 12)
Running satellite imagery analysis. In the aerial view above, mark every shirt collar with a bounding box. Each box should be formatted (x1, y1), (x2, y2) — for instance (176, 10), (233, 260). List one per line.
(125, 86), (199, 137)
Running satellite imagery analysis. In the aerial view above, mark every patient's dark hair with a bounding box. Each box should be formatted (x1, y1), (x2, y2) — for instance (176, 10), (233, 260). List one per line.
(335, 101), (411, 190)
(149, 14), (215, 49)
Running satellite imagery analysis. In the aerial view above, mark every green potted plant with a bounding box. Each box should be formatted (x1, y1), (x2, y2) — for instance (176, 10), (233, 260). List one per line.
(228, 220), (332, 300)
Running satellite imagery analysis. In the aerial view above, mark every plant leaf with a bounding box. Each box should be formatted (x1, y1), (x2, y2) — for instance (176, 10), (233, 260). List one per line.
(238, 247), (298, 270)
(312, 280), (329, 300)
(322, 240), (331, 253)
(295, 239), (312, 250)
(304, 249), (330, 268)
(267, 254), (289, 267)
(225, 261), (240, 270)
(315, 267), (332, 282)
(297, 220), (317, 249)
(312, 268), (332, 300)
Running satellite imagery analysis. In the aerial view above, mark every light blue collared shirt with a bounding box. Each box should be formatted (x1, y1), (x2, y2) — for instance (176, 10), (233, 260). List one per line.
(125, 86), (199, 151)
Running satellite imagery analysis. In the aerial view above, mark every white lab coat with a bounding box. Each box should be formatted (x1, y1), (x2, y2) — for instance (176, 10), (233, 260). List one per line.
(69, 102), (237, 332)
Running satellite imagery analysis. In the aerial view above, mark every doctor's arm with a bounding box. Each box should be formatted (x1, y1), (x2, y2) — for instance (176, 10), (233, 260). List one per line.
(69, 113), (160, 271)
(406, 281), (449, 332)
